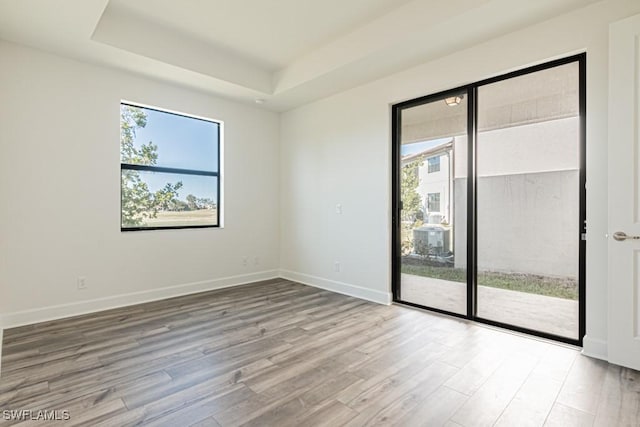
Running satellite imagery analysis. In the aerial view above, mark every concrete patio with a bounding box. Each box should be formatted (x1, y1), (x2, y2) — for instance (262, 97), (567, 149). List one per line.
(401, 273), (579, 339)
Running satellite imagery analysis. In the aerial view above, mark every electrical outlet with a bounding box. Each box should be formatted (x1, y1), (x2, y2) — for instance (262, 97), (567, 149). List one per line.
(242, 256), (248, 267)
(335, 204), (342, 214)
(334, 262), (341, 272)
(77, 276), (87, 290)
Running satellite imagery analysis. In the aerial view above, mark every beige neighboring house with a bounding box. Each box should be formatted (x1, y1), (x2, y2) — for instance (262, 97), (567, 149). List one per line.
(401, 139), (454, 226)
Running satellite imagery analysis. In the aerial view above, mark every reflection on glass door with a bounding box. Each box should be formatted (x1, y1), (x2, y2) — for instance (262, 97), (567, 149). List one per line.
(398, 93), (468, 315)
(475, 62), (581, 340)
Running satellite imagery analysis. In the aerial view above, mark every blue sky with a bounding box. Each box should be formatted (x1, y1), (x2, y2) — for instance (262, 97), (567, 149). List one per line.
(126, 106), (219, 201)
(401, 137), (451, 156)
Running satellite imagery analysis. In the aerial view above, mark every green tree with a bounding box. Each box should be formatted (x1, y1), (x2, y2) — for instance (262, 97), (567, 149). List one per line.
(401, 159), (423, 220)
(185, 194), (198, 211)
(400, 159), (424, 255)
(197, 197), (215, 209)
(121, 105), (183, 226)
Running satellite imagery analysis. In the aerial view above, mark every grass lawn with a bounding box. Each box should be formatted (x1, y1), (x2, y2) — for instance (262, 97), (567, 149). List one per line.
(401, 258), (578, 300)
(143, 209), (217, 227)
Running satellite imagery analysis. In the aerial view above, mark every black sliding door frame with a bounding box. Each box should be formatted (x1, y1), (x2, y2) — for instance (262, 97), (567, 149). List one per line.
(391, 53), (586, 347)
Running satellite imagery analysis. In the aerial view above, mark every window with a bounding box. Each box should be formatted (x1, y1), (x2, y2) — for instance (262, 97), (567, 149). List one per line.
(427, 193), (440, 212)
(427, 156), (440, 173)
(120, 103), (221, 231)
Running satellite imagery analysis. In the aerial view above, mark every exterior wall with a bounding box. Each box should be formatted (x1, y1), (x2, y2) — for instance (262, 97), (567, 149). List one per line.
(454, 170), (579, 277)
(454, 117), (579, 179)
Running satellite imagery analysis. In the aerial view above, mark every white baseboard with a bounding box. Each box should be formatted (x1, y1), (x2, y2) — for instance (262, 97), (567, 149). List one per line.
(279, 269), (391, 305)
(0, 270), (279, 330)
(582, 335), (608, 361)
(0, 268), (387, 377)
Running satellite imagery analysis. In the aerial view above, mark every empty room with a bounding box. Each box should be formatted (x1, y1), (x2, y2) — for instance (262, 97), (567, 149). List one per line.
(1, 0), (640, 425)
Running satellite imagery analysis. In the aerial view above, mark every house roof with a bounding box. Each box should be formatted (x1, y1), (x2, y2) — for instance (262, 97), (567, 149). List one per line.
(402, 139), (453, 163)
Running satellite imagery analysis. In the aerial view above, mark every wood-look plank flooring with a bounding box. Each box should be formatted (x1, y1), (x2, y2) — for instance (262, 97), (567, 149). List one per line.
(0, 279), (638, 426)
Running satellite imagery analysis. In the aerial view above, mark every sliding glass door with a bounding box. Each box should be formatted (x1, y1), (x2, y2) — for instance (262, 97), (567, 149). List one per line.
(392, 55), (585, 345)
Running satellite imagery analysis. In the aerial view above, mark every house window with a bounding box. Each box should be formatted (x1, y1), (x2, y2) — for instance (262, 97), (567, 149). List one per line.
(120, 102), (221, 231)
(427, 193), (440, 212)
(427, 156), (440, 173)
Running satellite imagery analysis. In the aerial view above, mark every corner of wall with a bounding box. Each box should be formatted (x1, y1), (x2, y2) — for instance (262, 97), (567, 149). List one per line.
(279, 269), (391, 305)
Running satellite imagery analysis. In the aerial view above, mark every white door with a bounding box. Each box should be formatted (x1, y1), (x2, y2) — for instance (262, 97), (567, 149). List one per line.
(608, 13), (640, 371)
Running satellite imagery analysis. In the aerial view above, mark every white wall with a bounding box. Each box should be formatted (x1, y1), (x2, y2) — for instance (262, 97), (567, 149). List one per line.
(0, 41), (280, 327)
(280, 0), (640, 358)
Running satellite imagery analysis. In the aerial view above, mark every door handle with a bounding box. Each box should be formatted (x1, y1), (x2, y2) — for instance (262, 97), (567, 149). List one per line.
(613, 231), (640, 241)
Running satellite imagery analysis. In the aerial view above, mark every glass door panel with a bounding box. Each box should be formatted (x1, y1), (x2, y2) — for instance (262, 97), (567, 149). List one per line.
(475, 62), (581, 339)
(398, 93), (468, 315)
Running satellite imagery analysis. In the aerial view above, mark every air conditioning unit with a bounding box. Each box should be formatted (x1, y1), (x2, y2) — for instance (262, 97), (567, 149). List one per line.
(413, 225), (450, 256)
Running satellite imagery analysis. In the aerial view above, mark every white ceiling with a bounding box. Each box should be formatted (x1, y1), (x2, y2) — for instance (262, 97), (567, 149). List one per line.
(0, 0), (599, 111)
(108, 0), (416, 70)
